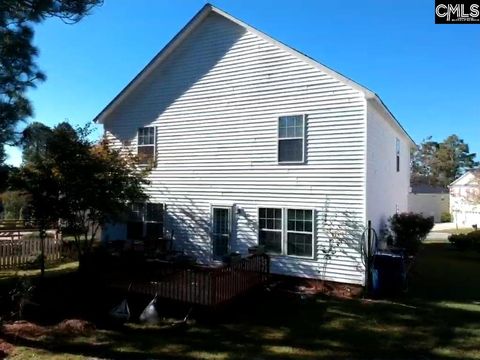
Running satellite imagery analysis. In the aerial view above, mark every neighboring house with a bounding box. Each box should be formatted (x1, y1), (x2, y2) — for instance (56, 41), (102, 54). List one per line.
(95, 4), (414, 286)
(408, 184), (449, 223)
(449, 170), (480, 228)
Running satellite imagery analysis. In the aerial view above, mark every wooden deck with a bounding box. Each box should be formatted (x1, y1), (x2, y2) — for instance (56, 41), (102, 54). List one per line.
(109, 254), (270, 306)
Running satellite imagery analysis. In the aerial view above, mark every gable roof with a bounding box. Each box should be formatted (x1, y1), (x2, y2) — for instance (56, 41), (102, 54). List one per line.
(411, 184), (449, 194)
(450, 169), (480, 187)
(93, 4), (415, 146)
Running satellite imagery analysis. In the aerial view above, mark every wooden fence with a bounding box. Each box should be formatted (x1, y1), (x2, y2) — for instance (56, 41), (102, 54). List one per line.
(127, 254), (270, 306)
(0, 219), (37, 231)
(0, 237), (70, 270)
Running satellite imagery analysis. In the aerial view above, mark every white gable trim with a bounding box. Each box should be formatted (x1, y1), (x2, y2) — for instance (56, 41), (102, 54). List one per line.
(93, 4), (213, 124)
(450, 172), (470, 187)
(93, 3), (414, 147)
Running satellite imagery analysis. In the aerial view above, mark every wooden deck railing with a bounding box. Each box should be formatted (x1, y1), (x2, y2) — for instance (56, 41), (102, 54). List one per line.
(126, 254), (270, 306)
(210, 254), (269, 305)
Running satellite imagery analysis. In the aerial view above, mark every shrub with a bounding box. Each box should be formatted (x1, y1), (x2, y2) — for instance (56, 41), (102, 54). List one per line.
(20, 254), (44, 270)
(440, 212), (452, 223)
(387, 212), (434, 255)
(449, 230), (480, 251)
(8, 276), (35, 319)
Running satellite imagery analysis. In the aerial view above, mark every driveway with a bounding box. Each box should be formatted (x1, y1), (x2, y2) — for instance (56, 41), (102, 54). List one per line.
(426, 231), (449, 242)
(426, 222), (474, 242)
(426, 223), (455, 242)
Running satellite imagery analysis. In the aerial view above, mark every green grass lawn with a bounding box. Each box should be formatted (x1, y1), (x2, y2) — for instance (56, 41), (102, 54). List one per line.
(430, 228), (474, 235)
(2, 243), (480, 360)
(0, 262), (78, 281)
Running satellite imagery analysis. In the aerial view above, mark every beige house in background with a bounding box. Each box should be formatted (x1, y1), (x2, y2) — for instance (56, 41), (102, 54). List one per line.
(408, 185), (449, 223)
(449, 170), (480, 228)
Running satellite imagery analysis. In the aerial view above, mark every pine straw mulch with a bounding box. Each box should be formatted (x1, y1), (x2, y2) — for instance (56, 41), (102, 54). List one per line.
(0, 319), (95, 358)
(0, 339), (14, 359)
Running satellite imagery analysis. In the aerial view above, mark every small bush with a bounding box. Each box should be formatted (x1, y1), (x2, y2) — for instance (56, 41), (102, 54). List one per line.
(440, 212), (452, 223)
(387, 212), (434, 255)
(20, 254), (44, 270)
(449, 230), (480, 251)
(8, 276), (35, 319)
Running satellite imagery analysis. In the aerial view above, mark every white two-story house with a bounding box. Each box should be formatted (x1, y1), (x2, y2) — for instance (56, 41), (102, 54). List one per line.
(95, 4), (414, 286)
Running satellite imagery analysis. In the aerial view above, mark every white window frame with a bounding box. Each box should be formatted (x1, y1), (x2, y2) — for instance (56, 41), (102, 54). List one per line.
(127, 202), (164, 239)
(277, 114), (306, 164)
(137, 126), (156, 165)
(258, 207), (283, 255)
(257, 206), (315, 259)
(285, 208), (314, 258)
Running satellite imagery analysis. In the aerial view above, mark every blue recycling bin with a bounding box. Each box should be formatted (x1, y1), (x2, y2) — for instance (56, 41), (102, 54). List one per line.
(371, 251), (406, 296)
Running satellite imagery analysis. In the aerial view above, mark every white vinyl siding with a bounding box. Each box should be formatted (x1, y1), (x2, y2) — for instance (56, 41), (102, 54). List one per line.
(102, 13), (368, 285)
(366, 101), (410, 236)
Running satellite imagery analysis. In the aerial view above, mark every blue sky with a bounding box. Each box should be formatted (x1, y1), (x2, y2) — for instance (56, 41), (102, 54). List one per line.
(6, 0), (480, 165)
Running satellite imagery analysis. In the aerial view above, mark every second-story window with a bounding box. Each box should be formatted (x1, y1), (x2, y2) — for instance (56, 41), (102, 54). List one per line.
(278, 115), (305, 163)
(137, 127), (155, 164)
(396, 137), (400, 172)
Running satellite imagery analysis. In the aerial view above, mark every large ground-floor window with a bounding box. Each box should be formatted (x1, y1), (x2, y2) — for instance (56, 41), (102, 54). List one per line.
(126, 203), (164, 241)
(258, 207), (314, 258)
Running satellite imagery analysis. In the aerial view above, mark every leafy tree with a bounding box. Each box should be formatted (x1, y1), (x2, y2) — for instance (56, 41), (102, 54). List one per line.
(12, 122), (149, 270)
(411, 135), (478, 187)
(47, 123), (149, 257)
(10, 146), (61, 276)
(0, 0), (102, 161)
(0, 164), (14, 193)
(0, 190), (30, 219)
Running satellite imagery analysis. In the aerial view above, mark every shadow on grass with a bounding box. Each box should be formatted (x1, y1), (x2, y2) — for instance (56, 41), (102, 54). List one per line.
(3, 295), (480, 359)
(407, 242), (480, 302)
(1, 243), (480, 360)
(0, 262), (78, 286)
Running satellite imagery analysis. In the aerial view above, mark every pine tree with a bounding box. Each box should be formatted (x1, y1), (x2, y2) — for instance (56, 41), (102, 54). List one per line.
(0, 0), (102, 161)
(411, 135), (478, 187)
